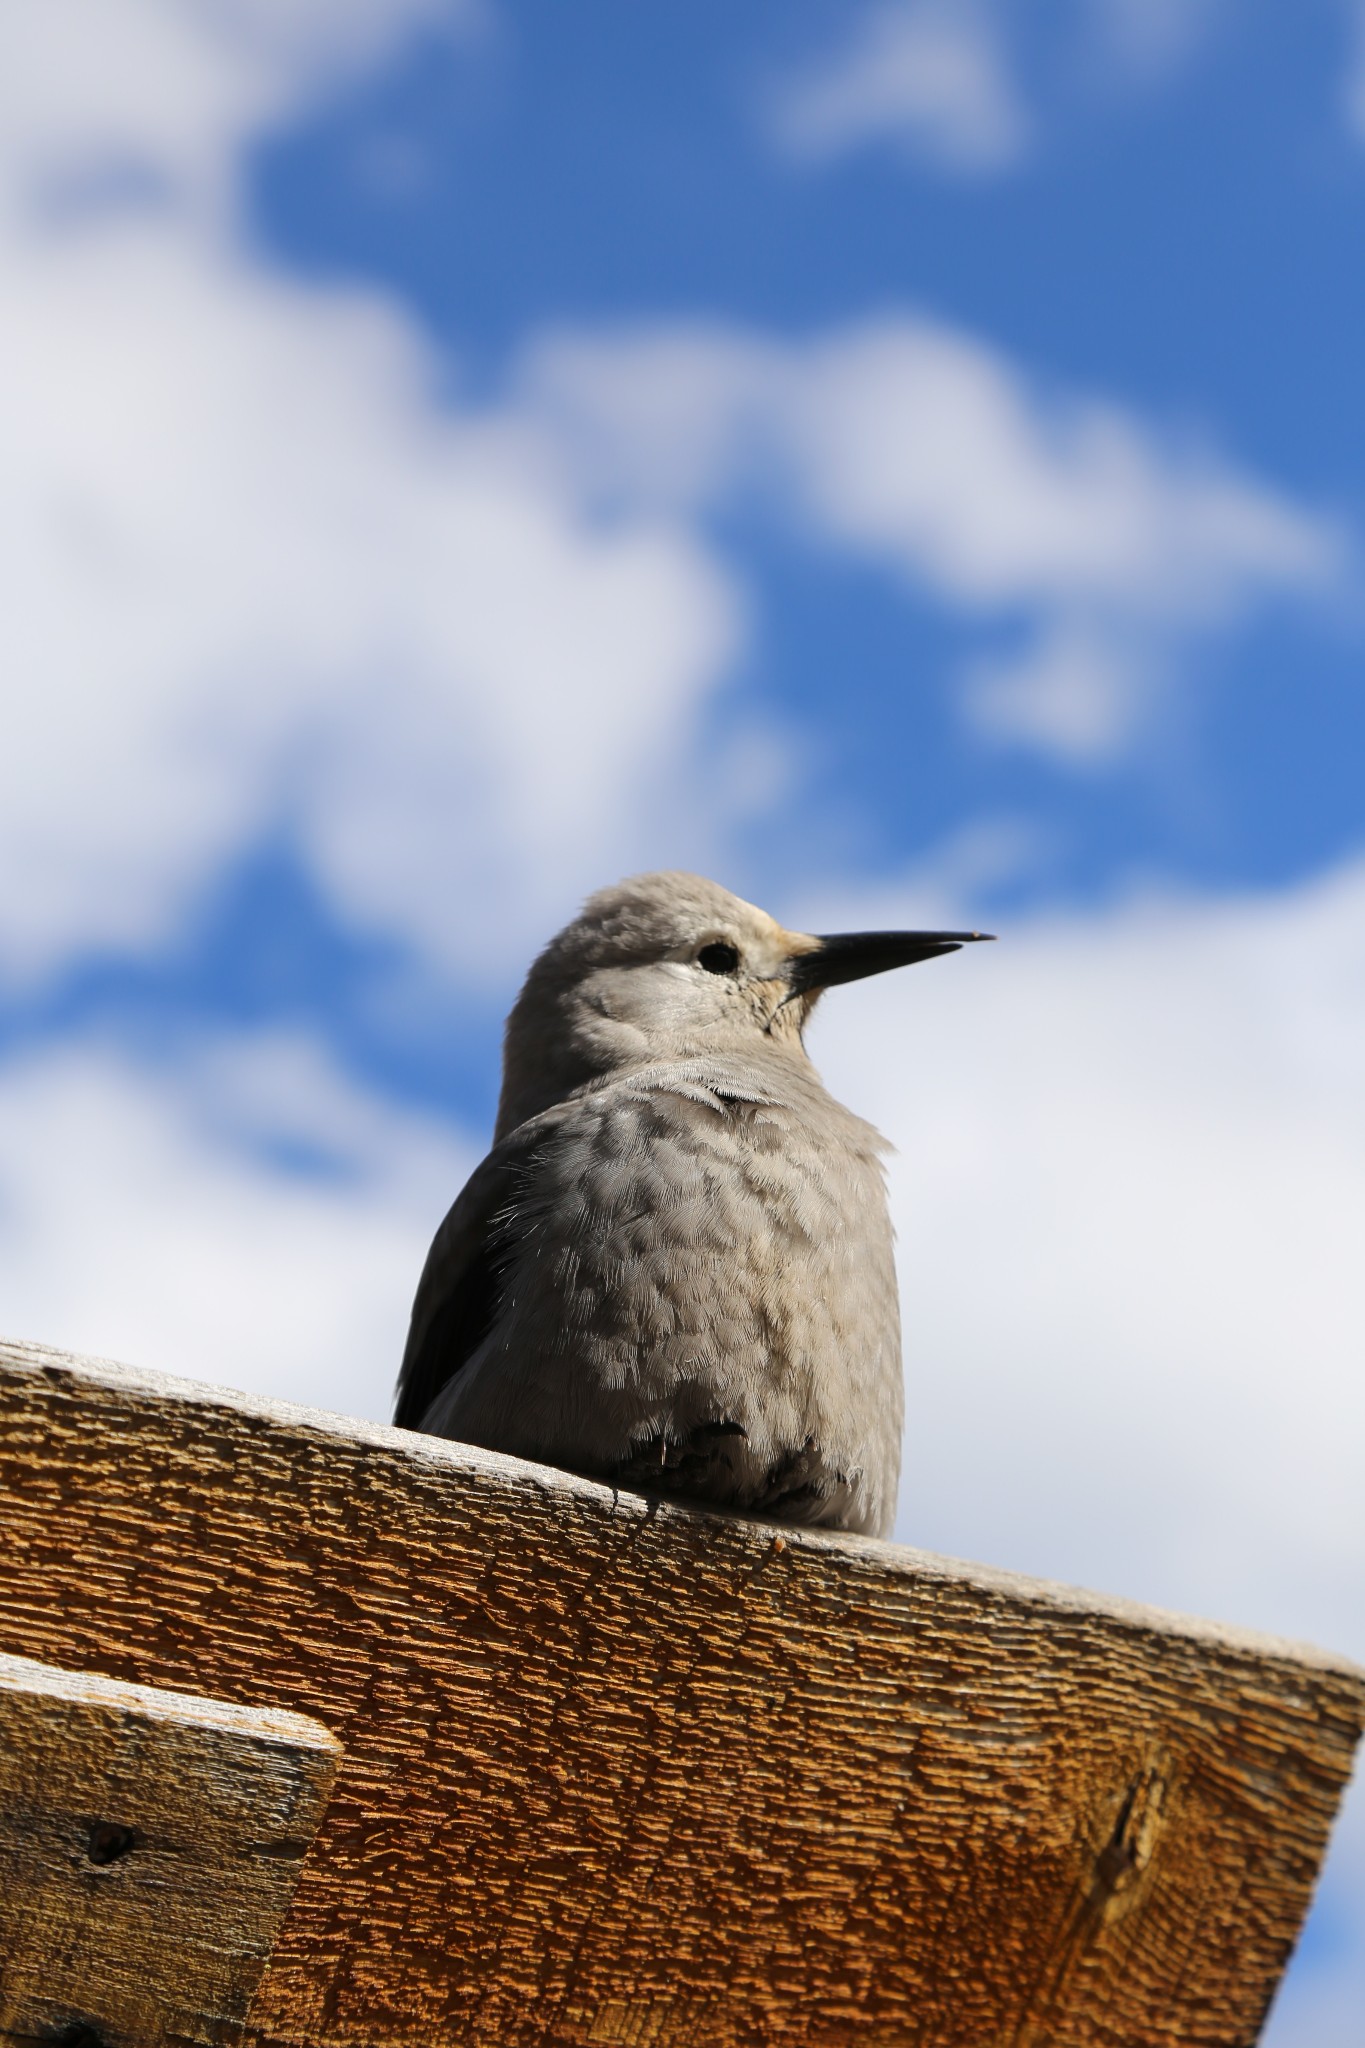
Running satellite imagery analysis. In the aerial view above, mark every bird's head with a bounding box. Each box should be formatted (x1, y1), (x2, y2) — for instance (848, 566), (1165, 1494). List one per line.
(495, 871), (992, 1138)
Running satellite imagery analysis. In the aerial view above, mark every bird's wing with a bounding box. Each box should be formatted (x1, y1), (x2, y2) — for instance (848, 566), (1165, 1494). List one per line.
(393, 1108), (564, 1432)
(394, 1060), (816, 1435)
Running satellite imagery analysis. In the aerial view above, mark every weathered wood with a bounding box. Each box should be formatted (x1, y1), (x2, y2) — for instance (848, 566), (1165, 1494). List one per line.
(0, 1649), (339, 2047)
(0, 1337), (1359, 2048)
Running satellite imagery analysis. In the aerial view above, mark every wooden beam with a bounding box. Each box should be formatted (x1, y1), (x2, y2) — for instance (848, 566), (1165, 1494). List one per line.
(0, 1649), (339, 2047)
(0, 1336), (1360, 2048)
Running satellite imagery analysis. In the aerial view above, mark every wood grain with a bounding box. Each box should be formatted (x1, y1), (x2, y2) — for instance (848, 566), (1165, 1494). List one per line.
(0, 1336), (1360, 2048)
(0, 1649), (339, 2047)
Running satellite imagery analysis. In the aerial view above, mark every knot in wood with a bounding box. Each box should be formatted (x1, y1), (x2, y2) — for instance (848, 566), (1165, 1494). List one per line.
(1096, 1764), (1168, 1906)
(85, 1821), (135, 1866)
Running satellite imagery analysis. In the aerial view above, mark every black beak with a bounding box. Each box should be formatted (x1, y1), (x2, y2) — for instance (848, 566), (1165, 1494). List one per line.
(787, 929), (995, 996)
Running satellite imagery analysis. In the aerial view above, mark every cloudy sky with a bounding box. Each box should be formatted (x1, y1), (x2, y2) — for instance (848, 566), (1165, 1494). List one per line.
(2, 4), (1363, 2033)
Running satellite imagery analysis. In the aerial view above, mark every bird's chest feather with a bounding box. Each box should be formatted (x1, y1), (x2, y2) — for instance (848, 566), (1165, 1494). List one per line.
(520, 1082), (896, 1365)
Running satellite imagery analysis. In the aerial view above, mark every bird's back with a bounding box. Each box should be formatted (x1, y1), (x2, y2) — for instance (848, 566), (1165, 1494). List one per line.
(406, 1054), (903, 1537)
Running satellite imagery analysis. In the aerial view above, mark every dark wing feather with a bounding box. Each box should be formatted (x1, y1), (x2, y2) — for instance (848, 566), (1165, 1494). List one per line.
(393, 1113), (558, 1432)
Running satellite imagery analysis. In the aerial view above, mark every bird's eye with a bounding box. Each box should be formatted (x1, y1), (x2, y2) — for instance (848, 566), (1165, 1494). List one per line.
(697, 942), (740, 976)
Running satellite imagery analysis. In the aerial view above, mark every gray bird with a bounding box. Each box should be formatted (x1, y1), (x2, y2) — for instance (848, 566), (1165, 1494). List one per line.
(395, 872), (990, 1538)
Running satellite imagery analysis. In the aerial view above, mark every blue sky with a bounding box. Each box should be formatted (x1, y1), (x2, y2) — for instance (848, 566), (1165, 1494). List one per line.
(1, 5), (1363, 2037)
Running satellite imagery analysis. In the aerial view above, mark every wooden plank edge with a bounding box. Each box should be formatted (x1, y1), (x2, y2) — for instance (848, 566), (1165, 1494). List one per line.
(0, 1648), (343, 1758)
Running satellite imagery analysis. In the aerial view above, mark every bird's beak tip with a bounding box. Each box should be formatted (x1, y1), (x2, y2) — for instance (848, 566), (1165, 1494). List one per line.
(787, 926), (997, 995)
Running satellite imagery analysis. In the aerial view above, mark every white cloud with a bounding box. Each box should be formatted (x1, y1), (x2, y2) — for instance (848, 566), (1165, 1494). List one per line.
(763, 0), (1230, 181)
(0, 9), (743, 987)
(0, 0), (467, 220)
(778, 322), (1333, 614)
(767, 2), (1028, 176)
(0, 1032), (472, 1421)
(524, 319), (1341, 763)
(962, 623), (1150, 762)
(807, 856), (1365, 1645)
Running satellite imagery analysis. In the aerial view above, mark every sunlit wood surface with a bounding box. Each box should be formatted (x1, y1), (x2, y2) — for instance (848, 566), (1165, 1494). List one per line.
(0, 1336), (1360, 2048)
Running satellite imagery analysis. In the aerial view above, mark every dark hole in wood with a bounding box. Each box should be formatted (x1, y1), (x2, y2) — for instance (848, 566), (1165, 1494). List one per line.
(51, 2025), (106, 2047)
(87, 1820), (136, 1866)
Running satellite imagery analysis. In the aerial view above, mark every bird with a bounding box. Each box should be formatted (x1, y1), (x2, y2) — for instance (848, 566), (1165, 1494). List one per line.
(394, 872), (991, 1538)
